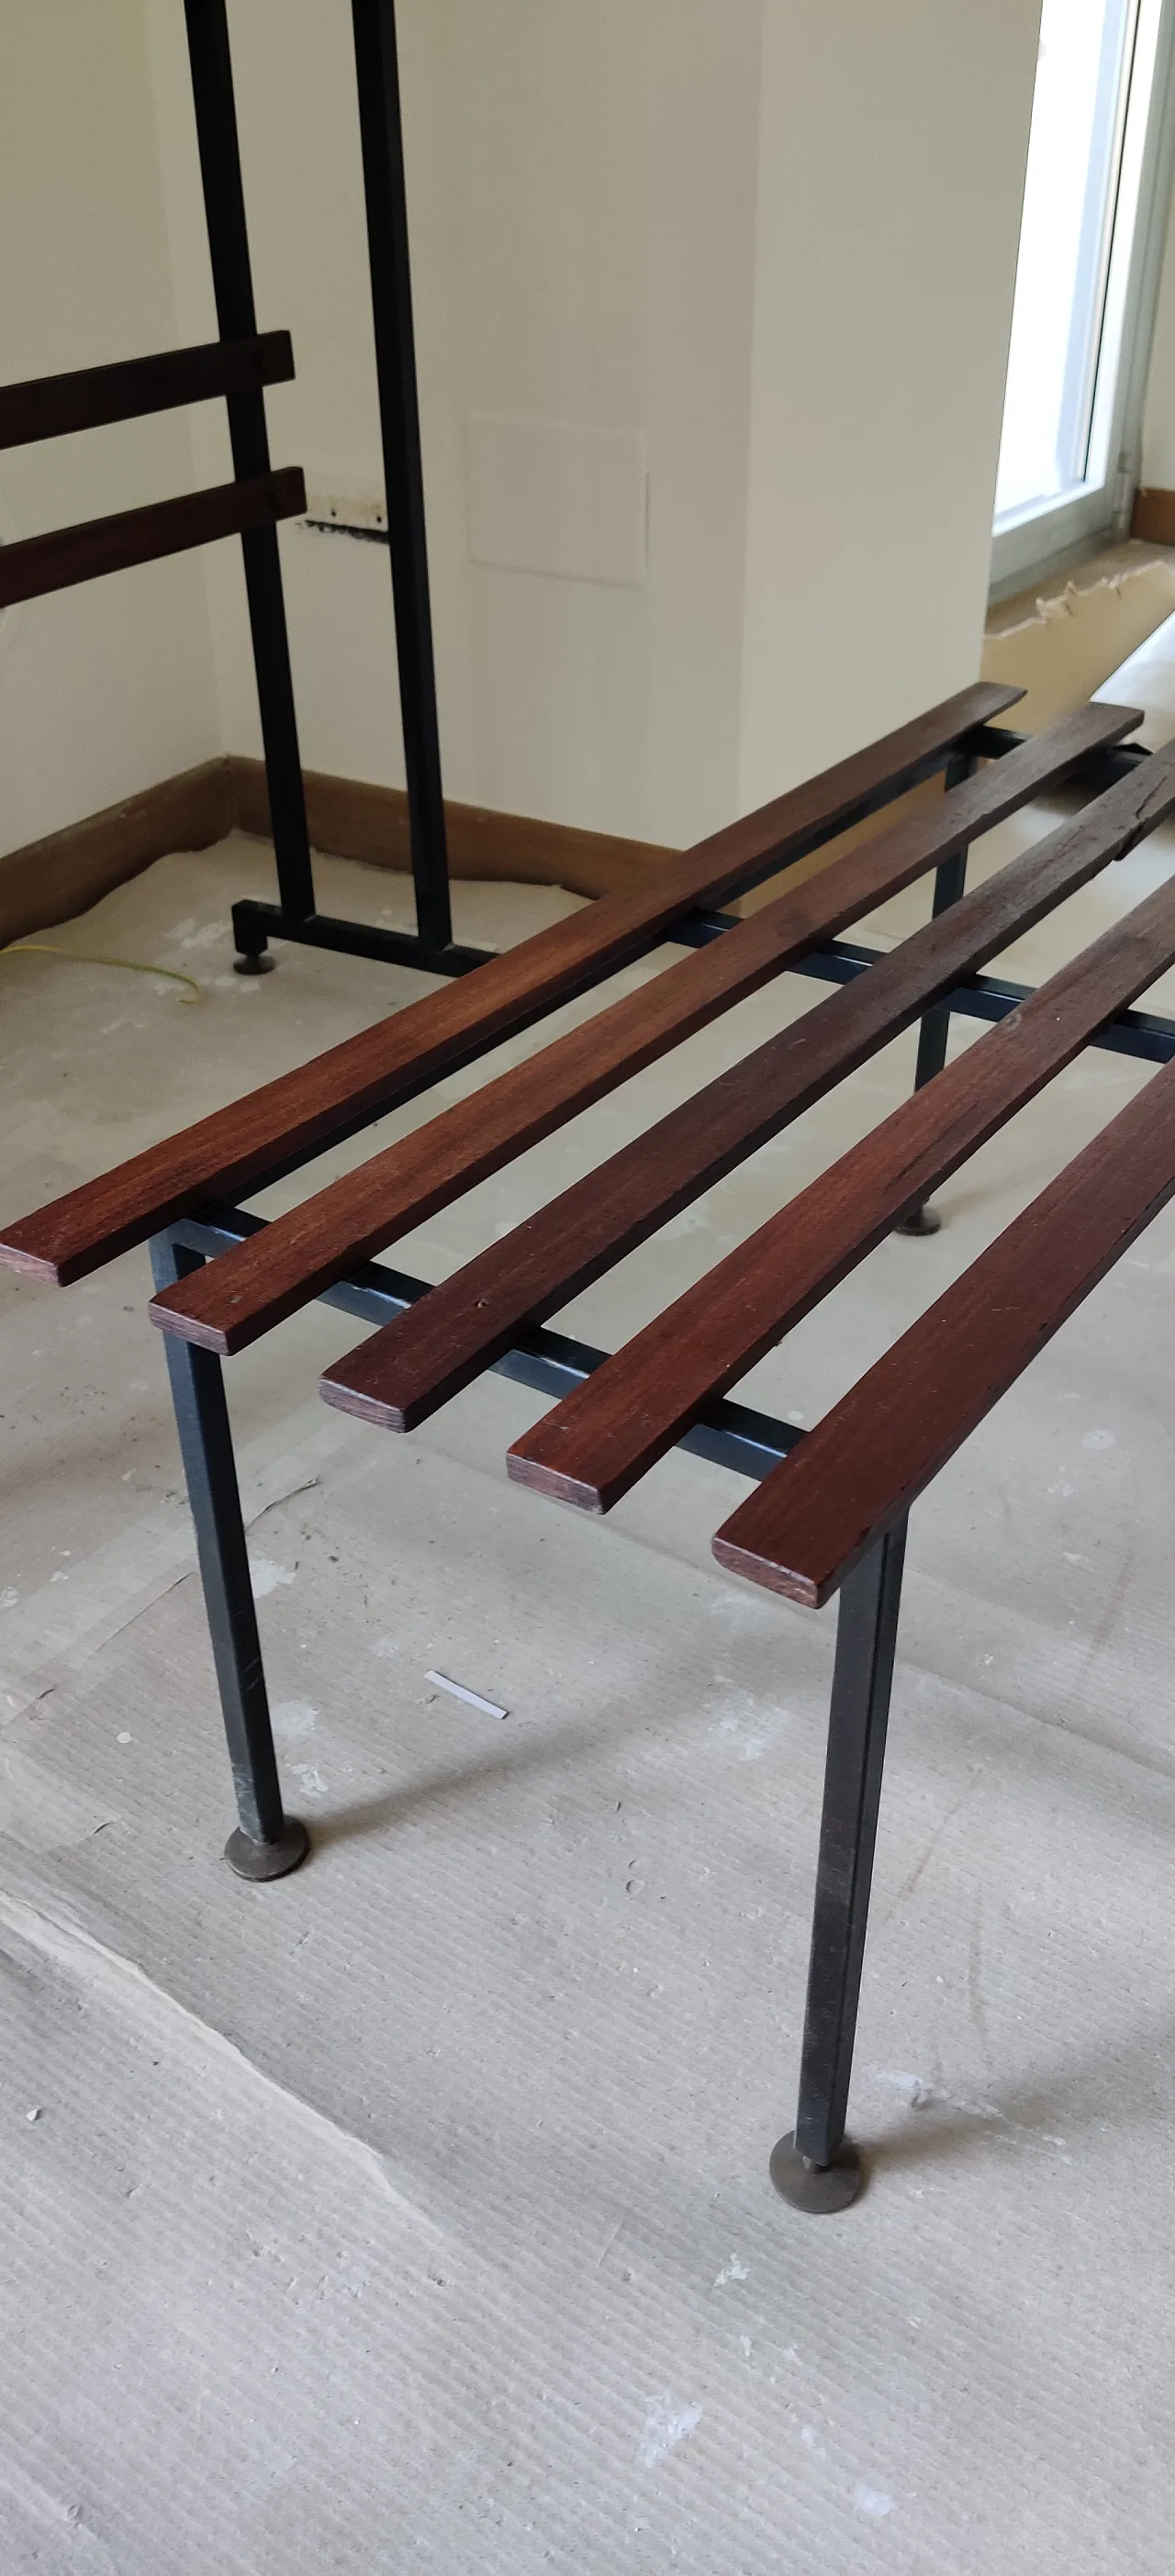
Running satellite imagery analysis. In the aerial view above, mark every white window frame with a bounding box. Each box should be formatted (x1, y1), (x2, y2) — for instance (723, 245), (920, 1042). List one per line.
(990, 0), (1175, 601)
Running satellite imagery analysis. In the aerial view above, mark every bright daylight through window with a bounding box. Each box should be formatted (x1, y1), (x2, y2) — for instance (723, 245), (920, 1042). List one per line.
(994, 0), (1171, 572)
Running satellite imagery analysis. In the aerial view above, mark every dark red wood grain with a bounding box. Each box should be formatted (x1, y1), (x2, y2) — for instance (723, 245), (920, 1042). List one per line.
(319, 713), (1159, 1434)
(150, 702), (1128, 1353)
(0, 681), (1015, 1285)
(0, 468), (307, 610)
(0, 334), (296, 450)
(503, 747), (1175, 1512)
(712, 1053), (1175, 1605)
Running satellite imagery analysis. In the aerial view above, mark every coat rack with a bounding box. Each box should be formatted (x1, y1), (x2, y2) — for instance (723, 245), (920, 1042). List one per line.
(0, 0), (489, 985)
(198, 0), (489, 979)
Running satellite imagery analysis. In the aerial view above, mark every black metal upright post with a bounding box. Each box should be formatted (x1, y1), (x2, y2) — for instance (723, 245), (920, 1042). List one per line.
(183, 0), (317, 959)
(770, 1519), (908, 2213)
(151, 1231), (308, 1882)
(352, 0), (453, 958)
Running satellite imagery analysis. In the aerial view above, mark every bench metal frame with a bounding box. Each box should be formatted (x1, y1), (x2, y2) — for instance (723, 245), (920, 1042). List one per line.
(7, 683), (1170, 2206)
(138, 727), (1175, 2210)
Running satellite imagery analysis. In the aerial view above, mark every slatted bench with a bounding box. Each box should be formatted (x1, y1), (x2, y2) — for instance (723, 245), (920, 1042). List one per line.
(6, 681), (1175, 2214)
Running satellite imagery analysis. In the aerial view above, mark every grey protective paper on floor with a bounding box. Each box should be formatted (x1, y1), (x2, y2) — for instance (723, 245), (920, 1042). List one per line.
(2, 814), (1175, 2572)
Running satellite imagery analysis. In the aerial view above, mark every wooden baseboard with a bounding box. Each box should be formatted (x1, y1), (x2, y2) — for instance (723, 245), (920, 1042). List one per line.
(241, 757), (934, 920)
(1, 753), (676, 946)
(227, 757), (673, 901)
(1, 746), (934, 949)
(0, 759), (233, 948)
(1132, 486), (1175, 543)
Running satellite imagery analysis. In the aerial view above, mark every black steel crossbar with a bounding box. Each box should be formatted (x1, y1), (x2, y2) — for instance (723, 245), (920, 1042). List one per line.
(796, 943), (1175, 1062)
(672, 925), (1175, 1062)
(225, 905), (492, 982)
(970, 719), (1152, 792)
(172, 1204), (805, 1484)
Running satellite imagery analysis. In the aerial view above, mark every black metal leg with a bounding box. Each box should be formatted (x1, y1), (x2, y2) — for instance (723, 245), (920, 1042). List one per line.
(185, 0), (317, 954)
(896, 750), (977, 1236)
(150, 1232), (308, 1881)
(352, 0), (453, 958)
(770, 1519), (908, 2214)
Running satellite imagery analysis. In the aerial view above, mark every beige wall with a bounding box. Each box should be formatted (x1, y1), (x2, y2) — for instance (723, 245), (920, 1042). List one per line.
(0, 0), (218, 861)
(739, 0), (1041, 811)
(147, 0), (763, 850)
(151, 0), (1038, 849)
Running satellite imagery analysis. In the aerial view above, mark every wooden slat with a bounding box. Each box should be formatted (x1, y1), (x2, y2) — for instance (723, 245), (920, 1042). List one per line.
(0, 681), (1016, 1285)
(713, 1054), (1175, 1606)
(150, 703), (1132, 1353)
(319, 711), (1157, 1432)
(0, 334), (295, 451)
(502, 748), (1175, 1512)
(0, 468), (307, 610)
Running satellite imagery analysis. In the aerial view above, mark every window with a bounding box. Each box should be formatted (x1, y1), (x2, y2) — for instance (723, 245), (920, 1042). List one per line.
(991, 0), (1175, 594)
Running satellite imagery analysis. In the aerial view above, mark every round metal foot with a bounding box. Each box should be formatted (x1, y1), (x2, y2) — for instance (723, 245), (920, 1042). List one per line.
(233, 951), (275, 976)
(224, 1817), (309, 1881)
(895, 1201), (941, 1237)
(769, 2131), (865, 2214)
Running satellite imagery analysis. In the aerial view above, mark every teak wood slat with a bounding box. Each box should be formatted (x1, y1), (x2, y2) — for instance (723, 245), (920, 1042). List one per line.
(149, 702), (1131, 1353)
(0, 682), (1015, 1285)
(712, 1053), (1175, 1606)
(0, 334), (296, 450)
(319, 712), (1158, 1433)
(0, 468), (308, 610)
(503, 747), (1175, 1512)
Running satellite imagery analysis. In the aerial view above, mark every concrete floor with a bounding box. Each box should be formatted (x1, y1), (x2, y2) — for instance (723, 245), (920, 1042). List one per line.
(3, 785), (1175, 2571)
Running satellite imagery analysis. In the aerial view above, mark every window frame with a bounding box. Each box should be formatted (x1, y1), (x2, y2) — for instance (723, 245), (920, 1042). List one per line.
(990, 0), (1175, 601)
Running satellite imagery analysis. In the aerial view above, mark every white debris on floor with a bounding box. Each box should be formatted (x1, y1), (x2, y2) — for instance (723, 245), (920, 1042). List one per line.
(2, 826), (1175, 2572)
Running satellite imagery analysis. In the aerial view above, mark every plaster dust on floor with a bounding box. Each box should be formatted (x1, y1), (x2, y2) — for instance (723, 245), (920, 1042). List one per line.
(2, 819), (1175, 2571)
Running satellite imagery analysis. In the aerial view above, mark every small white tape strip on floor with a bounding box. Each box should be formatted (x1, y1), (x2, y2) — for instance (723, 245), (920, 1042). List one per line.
(425, 1670), (509, 1719)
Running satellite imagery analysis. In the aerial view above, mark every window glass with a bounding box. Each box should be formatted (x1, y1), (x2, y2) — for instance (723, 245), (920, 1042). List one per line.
(996, 0), (1139, 519)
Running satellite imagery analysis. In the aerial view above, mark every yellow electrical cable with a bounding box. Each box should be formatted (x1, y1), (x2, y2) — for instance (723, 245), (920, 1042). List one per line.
(1, 942), (203, 1003)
